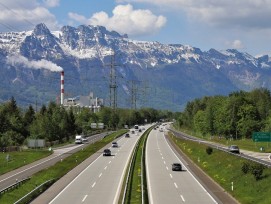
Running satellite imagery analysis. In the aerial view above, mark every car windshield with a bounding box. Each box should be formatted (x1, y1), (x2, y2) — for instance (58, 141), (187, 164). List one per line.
(173, 163), (181, 166)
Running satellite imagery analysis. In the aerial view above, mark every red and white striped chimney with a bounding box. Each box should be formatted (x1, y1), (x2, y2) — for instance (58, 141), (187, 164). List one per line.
(61, 71), (64, 105)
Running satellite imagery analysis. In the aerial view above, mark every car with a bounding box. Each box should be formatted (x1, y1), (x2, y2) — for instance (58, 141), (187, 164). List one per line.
(228, 145), (240, 154)
(131, 130), (135, 134)
(172, 163), (182, 171)
(103, 149), (111, 156)
(125, 133), (130, 138)
(139, 129), (142, 132)
(112, 142), (118, 147)
(82, 137), (88, 143)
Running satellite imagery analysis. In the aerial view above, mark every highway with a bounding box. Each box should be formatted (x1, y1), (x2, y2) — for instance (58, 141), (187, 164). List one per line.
(49, 130), (143, 204)
(0, 132), (108, 193)
(146, 128), (217, 204)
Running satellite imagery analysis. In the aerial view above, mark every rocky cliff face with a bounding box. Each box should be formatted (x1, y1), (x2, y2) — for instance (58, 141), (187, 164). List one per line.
(0, 23), (270, 111)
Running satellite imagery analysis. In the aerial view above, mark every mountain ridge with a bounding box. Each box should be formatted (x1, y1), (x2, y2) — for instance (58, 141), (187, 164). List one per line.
(0, 23), (271, 111)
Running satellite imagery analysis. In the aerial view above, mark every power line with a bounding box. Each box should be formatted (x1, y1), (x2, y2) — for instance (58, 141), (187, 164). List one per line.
(0, 2), (35, 28)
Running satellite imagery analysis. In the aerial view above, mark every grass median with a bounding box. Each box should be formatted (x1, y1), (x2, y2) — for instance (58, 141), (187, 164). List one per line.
(0, 130), (127, 204)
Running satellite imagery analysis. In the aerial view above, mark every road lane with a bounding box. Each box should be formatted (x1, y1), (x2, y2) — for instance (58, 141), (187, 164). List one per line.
(146, 128), (217, 204)
(49, 129), (144, 204)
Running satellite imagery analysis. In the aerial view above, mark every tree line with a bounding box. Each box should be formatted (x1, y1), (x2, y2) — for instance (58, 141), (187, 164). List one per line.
(0, 97), (174, 147)
(176, 88), (271, 139)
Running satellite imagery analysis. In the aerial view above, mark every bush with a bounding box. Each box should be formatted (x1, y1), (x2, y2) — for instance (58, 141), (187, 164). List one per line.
(251, 164), (265, 181)
(206, 146), (213, 155)
(241, 162), (250, 174)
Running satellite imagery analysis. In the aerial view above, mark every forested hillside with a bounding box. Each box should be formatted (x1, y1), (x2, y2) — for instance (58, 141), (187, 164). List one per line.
(177, 88), (271, 139)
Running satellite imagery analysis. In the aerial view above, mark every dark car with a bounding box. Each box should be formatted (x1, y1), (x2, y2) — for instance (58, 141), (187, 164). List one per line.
(103, 149), (111, 156)
(228, 145), (240, 154)
(125, 133), (130, 138)
(172, 163), (182, 171)
(112, 142), (118, 147)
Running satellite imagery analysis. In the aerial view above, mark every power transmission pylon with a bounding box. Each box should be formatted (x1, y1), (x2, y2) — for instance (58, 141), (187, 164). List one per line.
(109, 54), (117, 111)
(129, 80), (140, 110)
(141, 81), (149, 107)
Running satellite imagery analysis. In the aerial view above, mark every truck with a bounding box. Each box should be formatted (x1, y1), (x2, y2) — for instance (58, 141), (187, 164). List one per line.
(75, 135), (83, 144)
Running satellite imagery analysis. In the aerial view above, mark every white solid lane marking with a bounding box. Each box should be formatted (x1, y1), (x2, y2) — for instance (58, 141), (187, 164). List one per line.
(174, 182), (178, 188)
(104, 166), (107, 170)
(92, 182), (96, 188)
(181, 195), (185, 202)
(99, 173), (102, 178)
(82, 195), (88, 202)
(169, 174), (173, 178)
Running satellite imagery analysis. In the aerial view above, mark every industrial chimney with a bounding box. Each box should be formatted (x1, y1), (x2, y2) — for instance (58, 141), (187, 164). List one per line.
(61, 71), (64, 105)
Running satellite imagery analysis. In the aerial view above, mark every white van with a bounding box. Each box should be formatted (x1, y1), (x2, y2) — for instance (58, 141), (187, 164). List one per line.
(75, 135), (83, 144)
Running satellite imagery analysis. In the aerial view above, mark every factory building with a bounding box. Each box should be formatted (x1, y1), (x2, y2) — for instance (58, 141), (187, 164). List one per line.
(63, 92), (103, 113)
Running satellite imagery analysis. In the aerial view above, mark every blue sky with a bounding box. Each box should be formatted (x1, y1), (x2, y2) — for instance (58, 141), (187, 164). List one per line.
(1, 0), (271, 56)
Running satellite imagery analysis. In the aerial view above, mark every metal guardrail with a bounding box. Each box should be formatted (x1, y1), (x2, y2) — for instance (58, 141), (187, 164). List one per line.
(0, 177), (30, 195)
(14, 179), (55, 204)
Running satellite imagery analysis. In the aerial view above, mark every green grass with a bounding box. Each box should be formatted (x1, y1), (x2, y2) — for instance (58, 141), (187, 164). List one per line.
(0, 130), (127, 204)
(169, 133), (271, 204)
(0, 150), (52, 175)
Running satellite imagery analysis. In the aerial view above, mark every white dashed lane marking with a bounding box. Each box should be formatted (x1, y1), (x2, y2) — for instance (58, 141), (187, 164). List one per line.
(82, 195), (88, 202)
(174, 182), (178, 189)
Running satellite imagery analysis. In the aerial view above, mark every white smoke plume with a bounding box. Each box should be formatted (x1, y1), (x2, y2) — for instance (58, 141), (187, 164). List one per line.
(6, 54), (63, 72)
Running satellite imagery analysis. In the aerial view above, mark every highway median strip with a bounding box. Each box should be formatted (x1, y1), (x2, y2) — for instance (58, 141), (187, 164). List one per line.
(120, 127), (151, 204)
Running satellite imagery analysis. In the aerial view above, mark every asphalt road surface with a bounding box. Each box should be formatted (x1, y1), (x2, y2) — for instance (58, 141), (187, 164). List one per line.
(146, 128), (217, 204)
(48, 130), (144, 204)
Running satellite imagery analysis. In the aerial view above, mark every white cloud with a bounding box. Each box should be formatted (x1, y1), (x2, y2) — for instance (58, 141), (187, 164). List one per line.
(0, 0), (59, 32)
(43, 0), (60, 8)
(227, 40), (244, 49)
(68, 4), (167, 37)
(121, 0), (271, 30)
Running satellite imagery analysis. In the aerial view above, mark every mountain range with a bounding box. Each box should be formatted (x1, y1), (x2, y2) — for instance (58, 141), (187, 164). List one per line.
(0, 23), (271, 111)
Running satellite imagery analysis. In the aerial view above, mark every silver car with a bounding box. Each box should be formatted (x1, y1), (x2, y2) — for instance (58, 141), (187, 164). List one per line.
(228, 145), (240, 154)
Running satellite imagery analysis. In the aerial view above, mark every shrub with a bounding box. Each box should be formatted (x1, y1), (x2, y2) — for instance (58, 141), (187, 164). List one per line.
(206, 146), (213, 155)
(241, 162), (250, 174)
(251, 164), (265, 181)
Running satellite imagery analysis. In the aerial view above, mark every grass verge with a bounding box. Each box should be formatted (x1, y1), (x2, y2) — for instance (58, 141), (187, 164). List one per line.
(169, 132), (271, 204)
(0, 130), (127, 204)
(0, 150), (52, 176)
